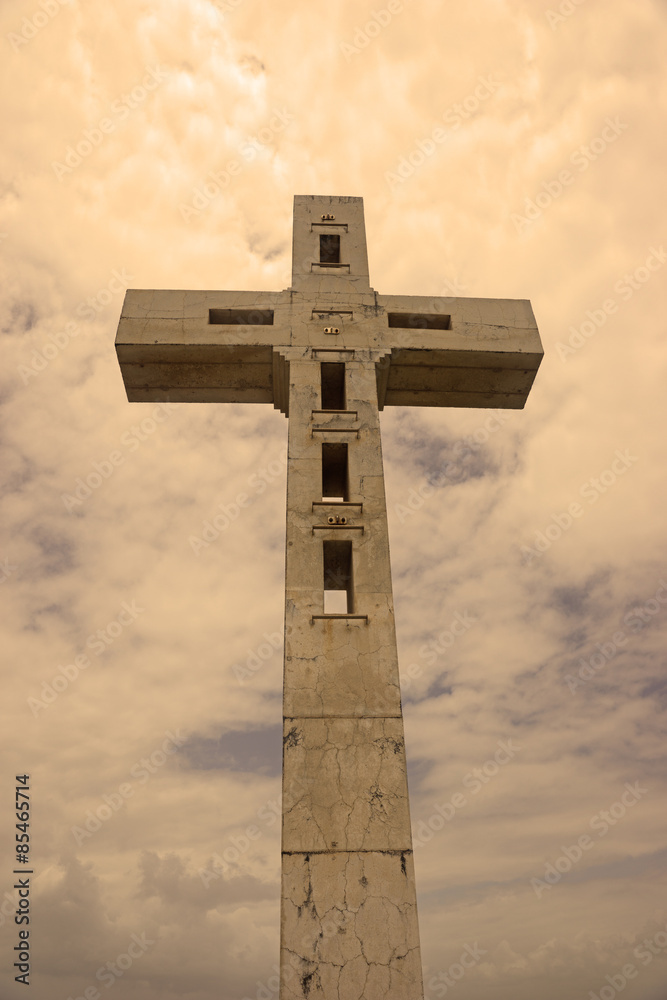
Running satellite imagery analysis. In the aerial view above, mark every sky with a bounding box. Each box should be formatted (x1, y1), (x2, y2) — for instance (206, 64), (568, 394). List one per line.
(1, 0), (666, 997)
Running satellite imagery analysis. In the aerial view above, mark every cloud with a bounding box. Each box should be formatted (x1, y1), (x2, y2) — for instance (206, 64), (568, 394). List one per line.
(1, 0), (666, 996)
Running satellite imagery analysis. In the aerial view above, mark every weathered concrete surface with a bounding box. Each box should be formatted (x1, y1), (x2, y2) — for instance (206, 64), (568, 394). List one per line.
(281, 851), (423, 1000)
(282, 717), (411, 852)
(283, 614), (402, 719)
(114, 194), (544, 999)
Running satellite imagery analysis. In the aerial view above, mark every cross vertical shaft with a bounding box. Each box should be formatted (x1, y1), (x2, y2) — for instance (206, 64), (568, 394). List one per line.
(280, 352), (423, 997)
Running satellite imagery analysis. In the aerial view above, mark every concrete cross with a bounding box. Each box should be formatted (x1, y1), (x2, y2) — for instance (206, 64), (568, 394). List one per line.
(115, 194), (543, 1000)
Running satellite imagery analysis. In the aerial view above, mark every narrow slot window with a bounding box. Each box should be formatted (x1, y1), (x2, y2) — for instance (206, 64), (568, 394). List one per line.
(323, 540), (353, 615)
(209, 308), (274, 325)
(387, 311), (450, 330)
(319, 234), (340, 264)
(321, 362), (346, 410)
(322, 443), (348, 501)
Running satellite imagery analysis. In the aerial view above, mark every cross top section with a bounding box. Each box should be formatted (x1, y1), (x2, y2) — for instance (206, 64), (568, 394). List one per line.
(115, 194), (542, 414)
(290, 195), (370, 292)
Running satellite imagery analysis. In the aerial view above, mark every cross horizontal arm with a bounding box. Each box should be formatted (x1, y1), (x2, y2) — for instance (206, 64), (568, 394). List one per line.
(115, 287), (542, 410)
(115, 288), (287, 405)
(375, 292), (541, 410)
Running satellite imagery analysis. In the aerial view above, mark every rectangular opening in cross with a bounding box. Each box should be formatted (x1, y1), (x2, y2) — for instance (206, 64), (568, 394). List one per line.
(209, 308), (274, 325)
(319, 234), (341, 264)
(322, 443), (349, 501)
(323, 539), (353, 614)
(320, 362), (346, 409)
(387, 312), (451, 330)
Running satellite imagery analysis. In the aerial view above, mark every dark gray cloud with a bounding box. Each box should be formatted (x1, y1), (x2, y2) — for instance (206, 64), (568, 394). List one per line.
(181, 725), (283, 776)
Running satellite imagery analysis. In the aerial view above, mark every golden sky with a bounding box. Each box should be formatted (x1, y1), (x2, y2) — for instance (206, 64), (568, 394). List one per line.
(1, 1), (667, 997)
